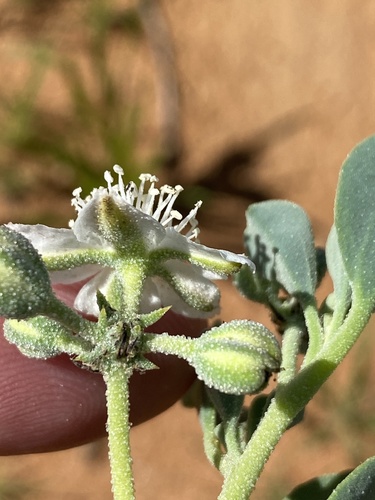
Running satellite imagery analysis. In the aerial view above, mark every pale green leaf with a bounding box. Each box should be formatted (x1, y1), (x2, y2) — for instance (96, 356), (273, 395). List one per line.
(243, 200), (317, 296)
(326, 226), (351, 312)
(283, 471), (350, 500)
(327, 456), (375, 499)
(335, 136), (375, 303)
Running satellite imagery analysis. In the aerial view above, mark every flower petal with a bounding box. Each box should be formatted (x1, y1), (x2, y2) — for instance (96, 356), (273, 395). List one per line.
(187, 240), (254, 275)
(152, 277), (219, 318)
(8, 224), (108, 281)
(49, 264), (103, 285)
(6, 223), (90, 255)
(158, 228), (255, 276)
(71, 195), (108, 247)
(153, 260), (221, 318)
(74, 268), (113, 315)
(139, 278), (163, 313)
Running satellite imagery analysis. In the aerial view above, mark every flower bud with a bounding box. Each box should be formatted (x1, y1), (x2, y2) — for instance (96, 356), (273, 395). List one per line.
(4, 316), (90, 359)
(0, 226), (54, 318)
(190, 320), (281, 395)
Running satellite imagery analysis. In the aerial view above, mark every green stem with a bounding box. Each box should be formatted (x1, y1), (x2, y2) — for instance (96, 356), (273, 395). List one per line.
(301, 297), (324, 366)
(326, 293), (351, 338)
(110, 261), (146, 321)
(219, 418), (244, 479)
(278, 322), (303, 384)
(142, 332), (195, 360)
(218, 292), (372, 500)
(318, 289), (371, 363)
(103, 363), (134, 500)
(223, 419), (243, 466)
(219, 394), (292, 500)
(199, 399), (222, 470)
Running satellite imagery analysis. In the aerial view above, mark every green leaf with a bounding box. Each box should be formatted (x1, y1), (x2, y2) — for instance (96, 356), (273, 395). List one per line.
(327, 456), (375, 499)
(243, 200), (317, 297)
(234, 260), (272, 305)
(335, 136), (375, 303)
(326, 226), (351, 314)
(284, 471), (350, 500)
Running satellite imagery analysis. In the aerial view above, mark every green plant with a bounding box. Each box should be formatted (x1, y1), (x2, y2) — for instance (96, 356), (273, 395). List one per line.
(2, 136), (375, 499)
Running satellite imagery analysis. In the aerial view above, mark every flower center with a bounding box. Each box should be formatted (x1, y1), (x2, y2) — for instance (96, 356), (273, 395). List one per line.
(70, 166), (202, 240)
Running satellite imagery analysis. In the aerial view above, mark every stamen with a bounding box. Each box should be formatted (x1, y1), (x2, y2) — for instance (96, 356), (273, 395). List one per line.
(141, 175), (159, 213)
(153, 185), (175, 221)
(160, 185), (183, 225)
(125, 181), (137, 205)
(162, 208), (183, 227)
(186, 227), (200, 240)
(70, 167), (201, 241)
(175, 201), (202, 239)
(113, 165), (124, 176)
(71, 187), (84, 212)
(139, 173), (158, 183)
(113, 165), (125, 198)
(104, 171), (114, 191)
(170, 209), (183, 221)
(143, 187), (159, 215)
(135, 176), (145, 210)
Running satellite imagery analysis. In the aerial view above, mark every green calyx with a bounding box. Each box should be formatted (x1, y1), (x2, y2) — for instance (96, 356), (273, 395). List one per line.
(71, 298), (170, 373)
(4, 316), (92, 359)
(0, 226), (56, 318)
(97, 195), (146, 257)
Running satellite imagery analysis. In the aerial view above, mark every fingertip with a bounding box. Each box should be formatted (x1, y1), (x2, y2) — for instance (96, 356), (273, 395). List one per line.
(0, 330), (107, 454)
(0, 311), (206, 454)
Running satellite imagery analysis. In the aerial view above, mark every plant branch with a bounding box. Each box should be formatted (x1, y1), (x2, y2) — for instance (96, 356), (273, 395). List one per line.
(103, 363), (134, 500)
(218, 291), (372, 499)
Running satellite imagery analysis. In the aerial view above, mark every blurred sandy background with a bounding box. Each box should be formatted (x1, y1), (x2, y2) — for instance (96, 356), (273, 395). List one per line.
(0, 1), (375, 499)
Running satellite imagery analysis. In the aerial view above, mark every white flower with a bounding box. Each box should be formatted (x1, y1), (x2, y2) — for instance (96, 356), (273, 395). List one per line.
(8, 166), (254, 318)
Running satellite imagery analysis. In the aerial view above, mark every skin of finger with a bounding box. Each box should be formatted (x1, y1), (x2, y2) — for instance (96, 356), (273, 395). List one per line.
(0, 312), (205, 455)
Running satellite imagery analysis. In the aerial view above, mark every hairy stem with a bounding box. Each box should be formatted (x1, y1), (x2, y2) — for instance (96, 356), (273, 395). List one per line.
(278, 322), (303, 384)
(142, 332), (195, 360)
(103, 363), (134, 500)
(301, 297), (323, 366)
